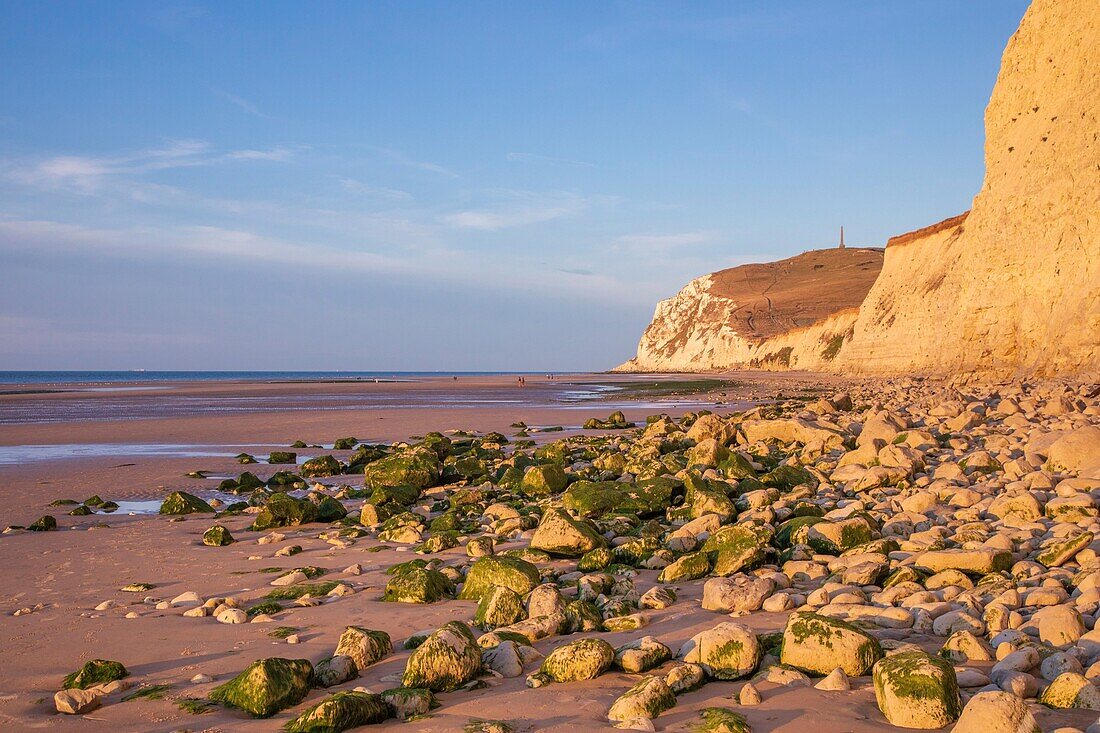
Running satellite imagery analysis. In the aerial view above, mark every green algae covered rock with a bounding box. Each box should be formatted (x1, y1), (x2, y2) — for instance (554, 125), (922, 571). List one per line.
(209, 657), (313, 718)
(62, 659), (128, 690)
(458, 556), (541, 601)
(678, 622), (760, 680)
(401, 621), (482, 691)
(334, 626), (392, 671)
(540, 637), (615, 682)
(577, 546), (614, 571)
(202, 524), (235, 546)
(1039, 671), (1100, 710)
(381, 687), (437, 720)
(529, 508), (606, 557)
(701, 524), (772, 576)
(760, 464), (817, 490)
(383, 566), (453, 604)
(285, 691), (391, 732)
(872, 651), (961, 728)
(693, 707), (752, 733)
(614, 636), (673, 674)
(780, 611), (882, 677)
(562, 480), (627, 518)
(521, 463), (568, 497)
(363, 447), (440, 491)
(618, 476), (683, 517)
(28, 515), (58, 531)
(249, 492), (318, 531)
(657, 550), (711, 583)
(607, 675), (676, 723)
(563, 599), (605, 633)
(1037, 531), (1094, 568)
(268, 451), (297, 464)
(299, 454), (343, 478)
(474, 585), (527, 629)
(159, 491), (214, 515)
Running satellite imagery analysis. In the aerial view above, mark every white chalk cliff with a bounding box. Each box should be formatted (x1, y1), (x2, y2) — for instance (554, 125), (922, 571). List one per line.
(622, 0), (1100, 379)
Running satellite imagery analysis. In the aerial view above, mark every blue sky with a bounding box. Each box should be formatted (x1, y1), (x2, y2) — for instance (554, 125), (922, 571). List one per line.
(0, 0), (1029, 370)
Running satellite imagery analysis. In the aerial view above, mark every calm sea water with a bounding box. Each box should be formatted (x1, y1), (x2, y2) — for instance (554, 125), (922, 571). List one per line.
(0, 371), (568, 385)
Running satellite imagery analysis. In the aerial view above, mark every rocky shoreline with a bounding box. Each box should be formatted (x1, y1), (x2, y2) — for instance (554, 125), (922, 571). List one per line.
(5, 377), (1100, 731)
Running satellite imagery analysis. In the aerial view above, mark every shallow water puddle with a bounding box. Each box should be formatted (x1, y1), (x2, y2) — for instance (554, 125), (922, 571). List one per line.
(0, 443), (285, 466)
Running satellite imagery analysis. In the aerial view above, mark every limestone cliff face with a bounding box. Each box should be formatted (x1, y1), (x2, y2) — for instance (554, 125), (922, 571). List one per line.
(622, 0), (1100, 378)
(833, 0), (1100, 378)
(617, 248), (882, 372)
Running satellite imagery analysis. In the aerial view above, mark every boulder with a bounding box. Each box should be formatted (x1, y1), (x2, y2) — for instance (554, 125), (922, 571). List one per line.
(780, 612), (882, 676)
(401, 621), (482, 691)
(457, 556), (541, 601)
(872, 652), (961, 729)
(209, 657), (313, 718)
(529, 508), (606, 557)
(678, 622), (760, 680)
(540, 638), (615, 682)
(952, 691), (1039, 733)
(285, 691), (391, 732)
(334, 627), (392, 671)
(607, 676), (676, 723)
(159, 491), (214, 515)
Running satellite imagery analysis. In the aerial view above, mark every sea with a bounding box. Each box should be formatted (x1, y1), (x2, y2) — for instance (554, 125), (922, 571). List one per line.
(0, 371), (565, 386)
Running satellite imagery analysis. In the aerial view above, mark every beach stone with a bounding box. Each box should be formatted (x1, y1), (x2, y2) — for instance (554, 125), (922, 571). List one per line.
(640, 585), (677, 610)
(701, 524), (771, 575)
(334, 627), (392, 671)
(482, 640), (525, 677)
(202, 524), (234, 546)
(62, 659), (129, 690)
(401, 621), (482, 691)
(872, 651), (961, 729)
(615, 636), (673, 674)
(1037, 532), (1094, 568)
(664, 662), (706, 694)
(458, 556), (541, 600)
(159, 491), (214, 515)
(299, 454), (342, 478)
(1039, 672), (1100, 710)
(658, 551), (710, 582)
(54, 689), (101, 715)
(521, 463), (568, 497)
(739, 681), (762, 704)
(1035, 605), (1087, 646)
(209, 657), (313, 718)
(249, 492), (323, 531)
(314, 655), (358, 687)
(1046, 427), (1100, 475)
(380, 687), (436, 720)
(917, 549), (1013, 575)
(529, 508), (606, 557)
(540, 637), (615, 682)
(474, 585), (527, 629)
(693, 707), (752, 733)
(607, 676), (676, 723)
(815, 667), (851, 691)
(780, 611), (883, 676)
(953, 691), (1040, 733)
(285, 690), (391, 732)
(701, 576), (775, 613)
(526, 583), (567, 617)
(28, 515), (57, 531)
(383, 566), (453, 603)
(363, 448), (440, 491)
(678, 622), (760, 680)
(216, 608), (248, 624)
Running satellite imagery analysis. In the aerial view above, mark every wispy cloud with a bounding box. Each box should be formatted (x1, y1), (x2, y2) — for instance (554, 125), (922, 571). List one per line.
(443, 190), (591, 231)
(337, 178), (413, 201)
(213, 89), (273, 119)
(4, 140), (298, 195)
(506, 152), (595, 168)
(371, 147), (458, 178)
(0, 217), (657, 307)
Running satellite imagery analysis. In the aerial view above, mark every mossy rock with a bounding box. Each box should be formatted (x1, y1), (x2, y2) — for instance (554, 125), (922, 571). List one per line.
(562, 480), (626, 518)
(416, 531), (459, 554)
(540, 637), (615, 682)
(208, 657), (313, 718)
(314, 495), (348, 523)
(607, 675), (676, 723)
(249, 492), (318, 531)
(693, 707), (752, 733)
(458, 556), (541, 601)
(62, 659), (128, 690)
(529, 508), (606, 557)
(334, 626), (392, 671)
(333, 436), (359, 450)
(28, 515), (58, 531)
(718, 452), (757, 480)
(760, 464), (817, 491)
(780, 611), (882, 677)
(679, 622), (760, 680)
(702, 524), (771, 576)
(363, 448), (440, 491)
(563, 600), (605, 633)
(300, 455), (343, 478)
(521, 463), (569, 497)
(617, 476), (683, 517)
(383, 566), (453, 603)
(872, 651), (961, 728)
(578, 547), (614, 571)
(285, 690), (391, 732)
(1039, 671), (1100, 710)
(202, 524), (234, 546)
(268, 451), (297, 464)
(366, 484), (420, 507)
(401, 621), (482, 691)
(159, 491), (214, 515)
(474, 585), (527, 629)
(381, 686), (438, 720)
(657, 550), (711, 583)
